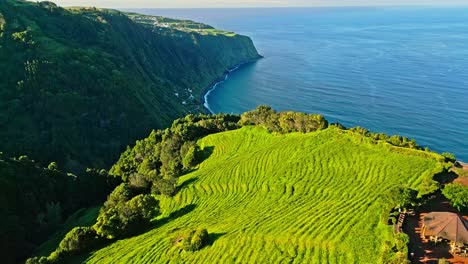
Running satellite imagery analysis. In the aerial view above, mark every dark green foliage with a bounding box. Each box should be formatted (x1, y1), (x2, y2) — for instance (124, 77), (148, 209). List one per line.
(84, 114), (240, 244)
(181, 229), (209, 251)
(34, 207), (100, 258)
(351, 127), (421, 150)
(93, 192), (160, 239)
(25, 256), (49, 264)
(441, 152), (456, 162)
(442, 183), (468, 212)
(0, 155), (114, 263)
(383, 187), (418, 211)
(182, 144), (202, 169)
(57, 227), (100, 255)
(110, 113), (241, 195)
(240, 105), (328, 133)
(382, 233), (410, 264)
(381, 186), (419, 224)
(0, 0), (260, 170)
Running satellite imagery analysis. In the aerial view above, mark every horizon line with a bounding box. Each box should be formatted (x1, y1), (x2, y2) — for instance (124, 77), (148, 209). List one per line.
(54, 3), (468, 9)
(121, 4), (468, 9)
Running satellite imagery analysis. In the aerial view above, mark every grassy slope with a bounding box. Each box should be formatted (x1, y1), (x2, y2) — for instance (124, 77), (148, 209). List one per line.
(83, 126), (444, 263)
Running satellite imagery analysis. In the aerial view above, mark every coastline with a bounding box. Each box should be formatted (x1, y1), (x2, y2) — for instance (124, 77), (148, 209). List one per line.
(201, 58), (261, 114)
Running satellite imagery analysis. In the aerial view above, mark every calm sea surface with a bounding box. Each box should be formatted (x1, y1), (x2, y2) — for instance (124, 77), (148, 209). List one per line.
(131, 7), (468, 160)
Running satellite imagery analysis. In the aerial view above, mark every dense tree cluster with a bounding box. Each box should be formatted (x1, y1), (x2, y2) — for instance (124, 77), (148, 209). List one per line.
(240, 105), (328, 133)
(94, 188), (160, 239)
(110, 113), (241, 196)
(0, 156), (114, 263)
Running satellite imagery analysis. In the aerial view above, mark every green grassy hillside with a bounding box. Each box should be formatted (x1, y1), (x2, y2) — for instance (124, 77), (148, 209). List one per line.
(81, 125), (445, 263)
(0, 0), (260, 170)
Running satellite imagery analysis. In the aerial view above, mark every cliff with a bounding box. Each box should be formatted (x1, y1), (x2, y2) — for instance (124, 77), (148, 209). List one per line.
(0, 0), (261, 169)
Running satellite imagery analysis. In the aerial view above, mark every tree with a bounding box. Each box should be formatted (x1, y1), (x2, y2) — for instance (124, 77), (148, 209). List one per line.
(182, 145), (200, 169)
(442, 183), (468, 212)
(383, 187), (418, 211)
(93, 194), (159, 239)
(58, 227), (100, 255)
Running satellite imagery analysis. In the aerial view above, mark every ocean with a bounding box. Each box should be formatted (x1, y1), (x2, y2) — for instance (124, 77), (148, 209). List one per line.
(130, 7), (468, 161)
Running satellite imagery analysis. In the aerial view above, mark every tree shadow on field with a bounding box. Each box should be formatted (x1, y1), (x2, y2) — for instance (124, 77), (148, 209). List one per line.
(207, 232), (227, 247)
(180, 146), (214, 175)
(176, 177), (199, 193)
(199, 146), (214, 162)
(154, 204), (197, 228)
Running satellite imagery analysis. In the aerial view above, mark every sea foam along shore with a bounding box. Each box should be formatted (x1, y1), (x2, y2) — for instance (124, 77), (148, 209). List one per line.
(203, 64), (242, 114)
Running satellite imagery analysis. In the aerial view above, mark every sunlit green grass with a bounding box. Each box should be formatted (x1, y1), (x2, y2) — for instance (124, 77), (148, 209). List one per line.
(83, 126), (444, 263)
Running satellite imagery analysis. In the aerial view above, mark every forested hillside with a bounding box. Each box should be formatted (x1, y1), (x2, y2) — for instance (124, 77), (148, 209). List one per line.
(0, 0), (260, 170)
(0, 154), (116, 263)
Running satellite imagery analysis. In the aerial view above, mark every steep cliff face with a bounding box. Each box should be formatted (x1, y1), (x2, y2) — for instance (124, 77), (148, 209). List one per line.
(0, 0), (260, 169)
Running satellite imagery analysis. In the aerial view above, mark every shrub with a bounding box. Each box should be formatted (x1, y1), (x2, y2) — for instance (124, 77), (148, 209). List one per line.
(48, 162), (59, 171)
(58, 227), (100, 255)
(25, 256), (50, 264)
(395, 233), (409, 254)
(182, 145), (201, 169)
(441, 152), (456, 162)
(94, 194), (160, 239)
(181, 229), (209, 251)
(442, 183), (468, 212)
(383, 187), (418, 211)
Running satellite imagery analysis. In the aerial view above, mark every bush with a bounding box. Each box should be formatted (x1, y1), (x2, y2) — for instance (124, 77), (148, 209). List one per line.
(182, 145), (201, 169)
(94, 194), (160, 239)
(442, 183), (468, 212)
(441, 152), (456, 162)
(152, 176), (177, 196)
(58, 227), (100, 255)
(25, 256), (50, 264)
(181, 229), (209, 251)
(383, 187), (418, 211)
(395, 233), (409, 254)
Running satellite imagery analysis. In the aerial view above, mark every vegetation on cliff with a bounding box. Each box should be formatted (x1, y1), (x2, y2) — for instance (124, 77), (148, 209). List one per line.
(0, 0), (260, 170)
(25, 107), (451, 264)
(0, 155), (115, 263)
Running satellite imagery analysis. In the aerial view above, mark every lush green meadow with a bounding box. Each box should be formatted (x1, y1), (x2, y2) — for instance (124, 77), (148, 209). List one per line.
(82, 126), (444, 263)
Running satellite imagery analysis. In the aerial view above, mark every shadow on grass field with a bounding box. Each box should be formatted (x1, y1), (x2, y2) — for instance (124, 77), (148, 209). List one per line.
(154, 204), (198, 229)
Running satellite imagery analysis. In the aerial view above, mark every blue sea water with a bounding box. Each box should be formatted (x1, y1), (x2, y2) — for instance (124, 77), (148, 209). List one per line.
(131, 7), (468, 161)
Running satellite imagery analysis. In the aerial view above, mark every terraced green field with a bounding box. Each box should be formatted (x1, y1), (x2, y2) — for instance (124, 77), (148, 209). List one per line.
(83, 126), (444, 263)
